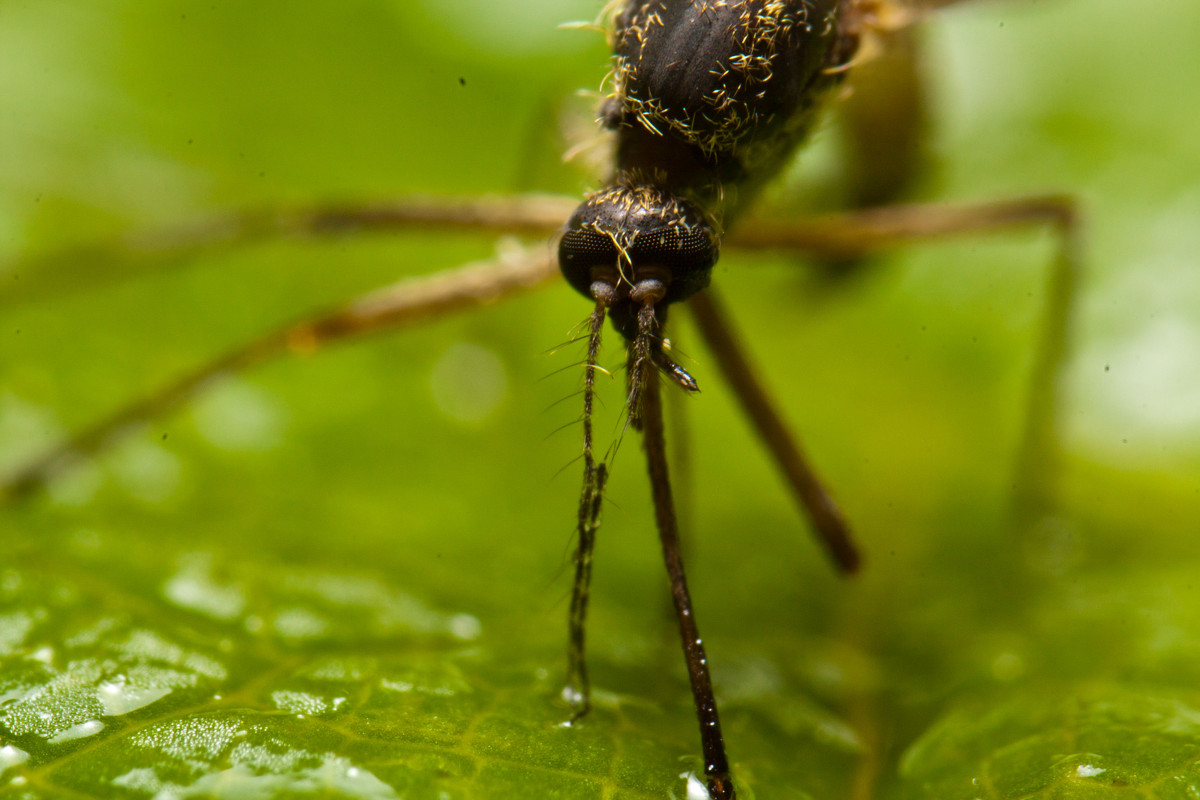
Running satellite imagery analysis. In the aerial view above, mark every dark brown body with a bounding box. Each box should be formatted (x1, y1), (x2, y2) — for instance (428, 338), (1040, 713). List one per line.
(558, 4), (866, 798)
(606, 0), (858, 219)
(559, 0), (860, 336)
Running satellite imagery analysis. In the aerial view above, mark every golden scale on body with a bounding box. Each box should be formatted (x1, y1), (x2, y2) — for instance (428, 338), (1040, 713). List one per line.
(2, 1), (1077, 797)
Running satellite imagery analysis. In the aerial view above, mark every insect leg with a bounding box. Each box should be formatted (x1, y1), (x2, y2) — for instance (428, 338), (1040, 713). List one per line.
(687, 289), (861, 573)
(1, 195), (573, 309)
(641, 370), (736, 800)
(729, 196), (1081, 524)
(1, 246), (559, 503)
(564, 295), (611, 721)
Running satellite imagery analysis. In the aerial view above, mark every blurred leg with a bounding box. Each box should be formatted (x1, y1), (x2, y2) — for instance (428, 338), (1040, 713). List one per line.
(1, 245), (558, 501)
(724, 196), (1081, 524)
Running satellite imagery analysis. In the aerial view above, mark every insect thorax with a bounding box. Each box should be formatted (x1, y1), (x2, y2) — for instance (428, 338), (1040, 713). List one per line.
(558, 0), (857, 326)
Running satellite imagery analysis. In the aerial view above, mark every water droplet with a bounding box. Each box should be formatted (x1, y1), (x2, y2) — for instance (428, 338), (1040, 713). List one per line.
(48, 719), (104, 744)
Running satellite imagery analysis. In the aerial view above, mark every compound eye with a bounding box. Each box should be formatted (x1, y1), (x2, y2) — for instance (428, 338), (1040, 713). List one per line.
(627, 225), (716, 304)
(559, 228), (619, 300)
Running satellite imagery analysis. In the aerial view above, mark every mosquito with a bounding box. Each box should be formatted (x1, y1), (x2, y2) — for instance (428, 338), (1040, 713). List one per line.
(1, 1), (1078, 797)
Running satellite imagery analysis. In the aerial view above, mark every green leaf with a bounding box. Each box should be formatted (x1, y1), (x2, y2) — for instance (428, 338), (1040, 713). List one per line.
(2, 1), (1199, 798)
(902, 686), (1200, 799)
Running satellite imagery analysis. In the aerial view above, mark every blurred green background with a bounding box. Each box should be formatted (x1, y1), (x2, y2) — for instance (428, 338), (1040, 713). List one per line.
(1, 1), (1199, 797)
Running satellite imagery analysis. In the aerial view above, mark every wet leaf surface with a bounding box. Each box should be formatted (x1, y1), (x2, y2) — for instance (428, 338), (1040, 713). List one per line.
(2, 1), (1199, 797)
